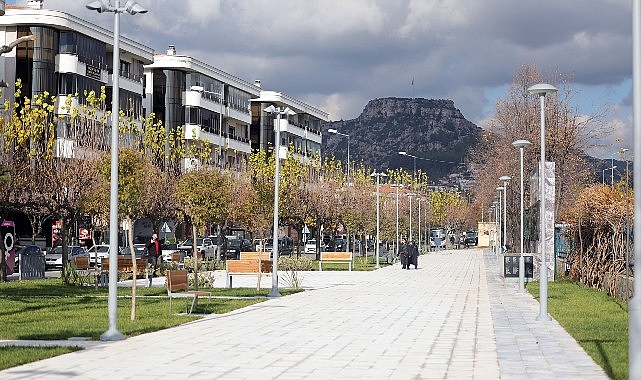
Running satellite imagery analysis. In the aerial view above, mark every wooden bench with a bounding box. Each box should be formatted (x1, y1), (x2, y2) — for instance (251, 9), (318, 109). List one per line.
(239, 251), (271, 260)
(100, 257), (147, 280)
(319, 251), (353, 271)
(72, 256), (97, 282)
(226, 259), (273, 288)
(166, 269), (211, 314)
(171, 252), (184, 269)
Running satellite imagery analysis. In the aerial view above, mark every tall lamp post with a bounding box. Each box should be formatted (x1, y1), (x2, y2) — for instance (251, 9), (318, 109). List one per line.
(631, 2), (641, 372)
(399, 151), (417, 189)
(264, 105), (296, 298)
(390, 183), (403, 258)
(327, 128), (350, 182)
(407, 193), (416, 240)
(86, 0), (147, 342)
(602, 166), (617, 185)
(417, 197), (422, 252)
(495, 187), (504, 252)
(528, 82), (557, 322)
(499, 176), (511, 252)
(370, 171), (387, 269)
(512, 140), (531, 292)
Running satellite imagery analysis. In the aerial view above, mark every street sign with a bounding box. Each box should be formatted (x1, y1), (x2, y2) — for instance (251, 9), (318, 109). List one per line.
(302, 225), (310, 234)
(161, 222), (171, 233)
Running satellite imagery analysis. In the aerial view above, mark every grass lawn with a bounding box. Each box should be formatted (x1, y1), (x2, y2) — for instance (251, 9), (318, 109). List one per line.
(0, 346), (82, 371)
(0, 278), (302, 370)
(310, 255), (393, 271)
(527, 280), (628, 380)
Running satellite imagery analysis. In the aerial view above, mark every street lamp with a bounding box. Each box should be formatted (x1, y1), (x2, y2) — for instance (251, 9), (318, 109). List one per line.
(264, 105), (296, 297)
(499, 175), (511, 252)
(528, 82), (557, 322)
(512, 140), (532, 292)
(86, 0), (147, 342)
(407, 192), (416, 240)
(495, 187), (504, 253)
(370, 171), (388, 269)
(417, 197), (422, 252)
(390, 183), (404, 258)
(327, 128), (350, 182)
(602, 166), (617, 185)
(399, 151), (417, 188)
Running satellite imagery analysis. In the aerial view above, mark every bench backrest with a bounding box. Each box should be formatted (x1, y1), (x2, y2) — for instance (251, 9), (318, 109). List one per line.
(167, 269), (188, 292)
(321, 252), (352, 261)
(101, 257), (146, 274)
(240, 252), (271, 260)
(73, 255), (90, 270)
(227, 259), (273, 273)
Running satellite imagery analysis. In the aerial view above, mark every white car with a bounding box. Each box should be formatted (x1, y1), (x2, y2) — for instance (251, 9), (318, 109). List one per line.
(86, 244), (110, 267)
(177, 237), (217, 259)
(304, 239), (317, 254)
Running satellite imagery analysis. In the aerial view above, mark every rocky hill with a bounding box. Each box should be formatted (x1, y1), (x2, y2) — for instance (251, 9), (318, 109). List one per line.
(322, 97), (481, 181)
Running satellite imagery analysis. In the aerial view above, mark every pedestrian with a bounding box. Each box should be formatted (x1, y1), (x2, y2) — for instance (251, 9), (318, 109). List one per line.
(409, 240), (418, 269)
(145, 233), (161, 284)
(399, 238), (409, 269)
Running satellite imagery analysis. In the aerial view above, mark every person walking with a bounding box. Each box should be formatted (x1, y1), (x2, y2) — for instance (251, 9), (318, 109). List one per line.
(399, 238), (409, 269)
(145, 233), (161, 285)
(409, 240), (419, 269)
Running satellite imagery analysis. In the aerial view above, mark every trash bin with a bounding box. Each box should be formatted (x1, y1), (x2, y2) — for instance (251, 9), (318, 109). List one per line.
(18, 245), (45, 280)
(503, 254), (533, 278)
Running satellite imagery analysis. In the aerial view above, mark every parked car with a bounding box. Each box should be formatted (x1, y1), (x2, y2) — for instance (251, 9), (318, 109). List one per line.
(265, 237), (294, 256)
(304, 239), (317, 254)
(177, 237), (217, 259)
(225, 238), (254, 260)
(45, 246), (88, 269)
(86, 244), (110, 267)
(463, 231), (478, 247)
(333, 238), (346, 252)
(119, 243), (147, 259)
(161, 243), (184, 262)
(253, 238), (266, 252)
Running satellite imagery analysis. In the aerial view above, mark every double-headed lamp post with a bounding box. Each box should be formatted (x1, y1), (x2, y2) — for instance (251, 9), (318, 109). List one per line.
(527, 82), (557, 322)
(499, 176), (511, 252)
(264, 105), (296, 298)
(512, 140), (531, 292)
(327, 128), (350, 182)
(370, 171), (388, 269)
(86, 0), (147, 342)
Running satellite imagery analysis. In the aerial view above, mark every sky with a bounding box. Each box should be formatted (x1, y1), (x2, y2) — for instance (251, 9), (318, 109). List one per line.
(8, 0), (636, 159)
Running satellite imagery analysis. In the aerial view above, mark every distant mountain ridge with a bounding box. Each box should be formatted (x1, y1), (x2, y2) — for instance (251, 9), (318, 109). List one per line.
(322, 97), (482, 181)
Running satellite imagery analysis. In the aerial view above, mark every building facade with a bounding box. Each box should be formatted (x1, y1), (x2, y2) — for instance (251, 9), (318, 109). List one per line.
(0, 1), (154, 159)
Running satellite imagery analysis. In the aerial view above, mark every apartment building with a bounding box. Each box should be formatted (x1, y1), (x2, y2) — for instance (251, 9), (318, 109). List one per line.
(0, 0), (154, 159)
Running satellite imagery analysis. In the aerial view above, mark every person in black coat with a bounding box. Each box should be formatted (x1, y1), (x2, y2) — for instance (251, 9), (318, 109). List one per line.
(409, 240), (419, 269)
(145, 233), (161, 282)
(399, 238), (409, 269)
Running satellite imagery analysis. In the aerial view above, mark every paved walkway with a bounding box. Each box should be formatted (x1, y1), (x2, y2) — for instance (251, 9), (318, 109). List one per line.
(0, 249), (608, 379)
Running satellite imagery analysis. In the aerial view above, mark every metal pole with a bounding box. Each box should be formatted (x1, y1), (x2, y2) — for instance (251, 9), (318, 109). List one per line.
(629, 0), (641, 376)
(375, 174), (381, 269)
(409, 195), (413, 240)
(537, 92), (551, 321)
(503, 185), (507, 251)
(418, 198), (421, 253)
(395, 184), (399, 258)
(269, 111), (282, 297)
(102, 0), (124, 341)
(519, 146), (526, 292)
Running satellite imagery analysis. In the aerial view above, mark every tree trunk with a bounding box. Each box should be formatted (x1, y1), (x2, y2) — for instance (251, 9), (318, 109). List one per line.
(128, 217), (137, 321)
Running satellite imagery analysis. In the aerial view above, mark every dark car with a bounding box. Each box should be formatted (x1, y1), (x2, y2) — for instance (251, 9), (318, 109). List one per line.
(265, 237), (294, 256)
(464, 231), (478, 247)
(225, 238), (253, 260)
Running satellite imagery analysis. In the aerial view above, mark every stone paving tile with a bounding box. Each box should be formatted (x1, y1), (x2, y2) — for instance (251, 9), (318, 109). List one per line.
(0, 249), (611, 379)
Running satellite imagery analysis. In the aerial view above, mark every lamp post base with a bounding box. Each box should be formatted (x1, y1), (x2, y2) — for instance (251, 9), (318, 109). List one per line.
(100, 328), (125, 341)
